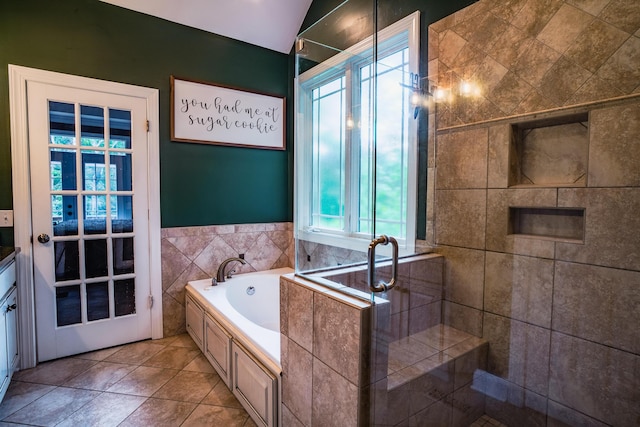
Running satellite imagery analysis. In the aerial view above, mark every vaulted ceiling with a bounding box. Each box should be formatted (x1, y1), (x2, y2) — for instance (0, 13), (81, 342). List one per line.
(100, 0), (313, 54)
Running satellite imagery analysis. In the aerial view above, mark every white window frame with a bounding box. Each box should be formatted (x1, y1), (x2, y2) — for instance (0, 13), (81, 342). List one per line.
(295, 11), (420, 256)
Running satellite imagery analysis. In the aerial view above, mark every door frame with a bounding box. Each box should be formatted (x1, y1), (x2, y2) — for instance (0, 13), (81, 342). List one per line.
(8, 64), (163, 368)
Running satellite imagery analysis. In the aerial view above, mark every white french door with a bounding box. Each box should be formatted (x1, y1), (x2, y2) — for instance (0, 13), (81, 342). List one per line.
(28, 81), (153, 362)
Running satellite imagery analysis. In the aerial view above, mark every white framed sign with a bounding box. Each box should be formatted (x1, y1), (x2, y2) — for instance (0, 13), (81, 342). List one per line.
(170, 76), (285, 150)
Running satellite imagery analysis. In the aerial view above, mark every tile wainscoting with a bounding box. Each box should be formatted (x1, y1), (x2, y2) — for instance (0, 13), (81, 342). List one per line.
(161, 222), (294, 336)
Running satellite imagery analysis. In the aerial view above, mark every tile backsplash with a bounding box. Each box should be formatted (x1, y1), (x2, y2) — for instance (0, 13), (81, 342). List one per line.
(160, 222), (293, 336)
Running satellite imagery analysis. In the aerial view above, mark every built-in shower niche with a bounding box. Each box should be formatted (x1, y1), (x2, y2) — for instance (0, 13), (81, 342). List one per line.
(509, 112), (589, 187)
(509, 207), (585, 243)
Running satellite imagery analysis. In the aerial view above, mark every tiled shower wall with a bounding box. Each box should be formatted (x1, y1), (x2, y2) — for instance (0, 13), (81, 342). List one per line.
(429, 1), (639, 425)
(160, 222), (293, 336)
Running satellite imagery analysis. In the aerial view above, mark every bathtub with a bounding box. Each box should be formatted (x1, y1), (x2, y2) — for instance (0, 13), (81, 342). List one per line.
(186, 267), (293, 371)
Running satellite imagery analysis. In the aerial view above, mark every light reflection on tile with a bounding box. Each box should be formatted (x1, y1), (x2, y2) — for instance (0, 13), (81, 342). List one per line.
(4, 387), (101, 426)
(1, 336), (254, 426)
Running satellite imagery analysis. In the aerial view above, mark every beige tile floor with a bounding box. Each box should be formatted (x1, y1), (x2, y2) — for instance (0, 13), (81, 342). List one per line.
(0, 334), (256, 426)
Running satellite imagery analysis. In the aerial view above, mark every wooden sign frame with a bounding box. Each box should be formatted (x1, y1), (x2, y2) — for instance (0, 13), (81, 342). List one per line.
(171, 76), (285, 150)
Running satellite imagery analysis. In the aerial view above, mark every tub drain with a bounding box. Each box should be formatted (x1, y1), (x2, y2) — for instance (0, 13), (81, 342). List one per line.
(246, 286), (256, 295)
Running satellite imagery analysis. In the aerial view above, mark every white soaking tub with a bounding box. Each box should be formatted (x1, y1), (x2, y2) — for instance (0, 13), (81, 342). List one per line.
(185, 267), (293, 427)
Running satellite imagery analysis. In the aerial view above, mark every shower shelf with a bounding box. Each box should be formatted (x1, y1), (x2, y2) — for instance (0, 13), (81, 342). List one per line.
(509, 112), (589, 188)
(508, 207), (585, 243)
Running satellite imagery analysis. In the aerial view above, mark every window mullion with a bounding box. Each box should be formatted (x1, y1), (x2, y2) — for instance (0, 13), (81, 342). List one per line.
(344, 66), (354, 235)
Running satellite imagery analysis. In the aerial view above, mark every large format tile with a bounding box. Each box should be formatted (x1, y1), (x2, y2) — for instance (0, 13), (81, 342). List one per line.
(435, 189), (486, 249)
(281, 338), (313, 426)
(161, 238), (192, 289)
(200, 380), (243, 408)
(597, 35), (640, 93)
(1, 333), (254, 426)
(118, 397), (196, 427)
(556, 188), (640, 271)
(599, 0), (640, 34)
(286, 279), (314, 352)
(483, 313), (550, 396)
(106, 366), (178, 397)
(104, 341), (165, 365)
(565, 18), (629, 73)
(4, 386), (101, 426)
(589, 102), (640, 187)
(183, 353), (217, 373)
(435, 128), (488, 190)
(547, 400), (609, 427)
(54, 392), (145, 427)
(181, 404), (250, 426)
(311, 359), (360, 427)
(442, 301), (483, 338)
(484, 376), (548, 427)
(63, 361), (136, 391)
(0, 382), (56, 420)
(484, 251), (554, 328)
(12, 358), (96, 386)
(152, 370), (220, 403)
(313, 293), (366, 385)
(407, 352), (455, 417)
(162, 294), (187, 337)
(412, 324), (473, 352)
(553, 261), (640, 354)
(73, 346), (122, 362)
(451, 381), (486, 426)
(537, 4), (594, 54)
(549, 332), (640, 426)
(281, 404), (305, 427)
(141, 345), (200, 370)
(410, 397), (452, 426)
(437, 246), (485, 310)
(388, 337), (439, 374)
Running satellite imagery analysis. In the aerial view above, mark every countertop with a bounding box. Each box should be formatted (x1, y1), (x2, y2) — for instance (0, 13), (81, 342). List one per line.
(0, 247), (18, 272)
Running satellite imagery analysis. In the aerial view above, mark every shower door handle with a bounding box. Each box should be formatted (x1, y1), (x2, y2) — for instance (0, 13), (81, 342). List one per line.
(367, 235), (399, 293)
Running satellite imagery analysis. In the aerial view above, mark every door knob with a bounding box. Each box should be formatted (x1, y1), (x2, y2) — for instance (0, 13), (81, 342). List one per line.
(37, 233), (50, 244)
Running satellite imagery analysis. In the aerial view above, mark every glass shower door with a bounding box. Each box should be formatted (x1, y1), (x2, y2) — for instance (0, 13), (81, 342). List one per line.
(294, 0), (417, 275)
(295, 1), (422, 424)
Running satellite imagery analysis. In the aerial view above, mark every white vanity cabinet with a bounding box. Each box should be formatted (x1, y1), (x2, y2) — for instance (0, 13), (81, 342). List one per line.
(0, 259), (18, 403)
(185, 293), (204, 351)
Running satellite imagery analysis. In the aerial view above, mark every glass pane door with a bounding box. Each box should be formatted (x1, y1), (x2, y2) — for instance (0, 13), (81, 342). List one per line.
(28, 81), (152, 362)
(49, 101), (136, 327)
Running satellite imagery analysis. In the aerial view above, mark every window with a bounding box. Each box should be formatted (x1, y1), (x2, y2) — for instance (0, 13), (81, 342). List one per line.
(297, 12), (419, 253)
(84, 162), (118, 219)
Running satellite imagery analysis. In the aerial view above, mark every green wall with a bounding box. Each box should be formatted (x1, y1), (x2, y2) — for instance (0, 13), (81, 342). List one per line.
(0, 0), (292, 246)
(0, 0), (476, 247)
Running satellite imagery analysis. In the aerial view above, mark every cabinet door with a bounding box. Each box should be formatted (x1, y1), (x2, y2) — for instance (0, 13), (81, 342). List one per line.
(5, 289), (18, 372)
(0, 294), (9, 402)
(204, 313), (232, 387)
(185, 294), (204, 351)
(232, 341), (277, 427)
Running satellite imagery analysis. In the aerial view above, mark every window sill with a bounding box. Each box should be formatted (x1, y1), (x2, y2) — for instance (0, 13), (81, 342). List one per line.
(297, 228), (415, 258)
